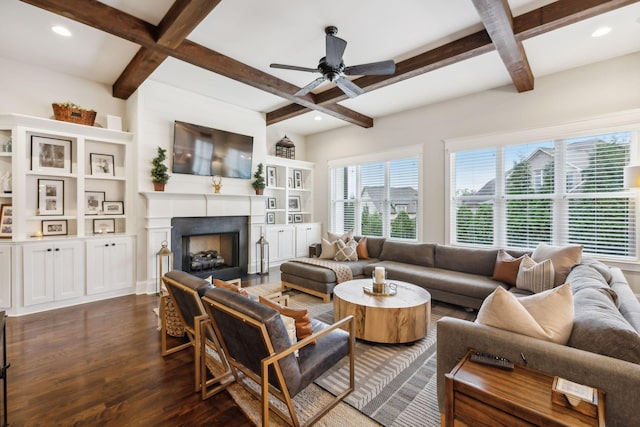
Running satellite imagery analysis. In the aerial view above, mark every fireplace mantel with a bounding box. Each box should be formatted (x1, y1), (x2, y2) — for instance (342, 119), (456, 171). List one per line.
(140, 192), (266, 219)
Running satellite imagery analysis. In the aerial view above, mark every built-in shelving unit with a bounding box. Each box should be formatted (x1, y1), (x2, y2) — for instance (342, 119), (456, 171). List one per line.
(263, 155), (314, 226)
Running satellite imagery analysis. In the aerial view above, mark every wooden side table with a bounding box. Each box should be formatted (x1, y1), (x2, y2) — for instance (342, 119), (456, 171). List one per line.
(443, 350), (605, 427)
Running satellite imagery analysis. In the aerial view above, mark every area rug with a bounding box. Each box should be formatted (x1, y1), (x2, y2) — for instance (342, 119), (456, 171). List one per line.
(236, 283), (475, 426)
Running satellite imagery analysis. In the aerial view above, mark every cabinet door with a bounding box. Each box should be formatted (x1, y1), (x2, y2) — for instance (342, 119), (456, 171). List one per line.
(86, 237), (133, 294)
(265, 228), (281, 261)
(277, 227), (295, 260)
(109, 237), (134, 291)
(23, 243), (55, 306)
(295, 223), (321, 257)
(86, 240), (109, 295)
(0, 245), (11, 308)
(53, 241), (84, 301)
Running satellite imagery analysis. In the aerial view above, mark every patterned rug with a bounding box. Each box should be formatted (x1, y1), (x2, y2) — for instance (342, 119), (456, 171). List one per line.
(239, 283), (475, 426)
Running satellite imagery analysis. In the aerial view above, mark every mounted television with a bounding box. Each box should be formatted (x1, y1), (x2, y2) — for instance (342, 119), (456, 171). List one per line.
(172, 120), (253, 179)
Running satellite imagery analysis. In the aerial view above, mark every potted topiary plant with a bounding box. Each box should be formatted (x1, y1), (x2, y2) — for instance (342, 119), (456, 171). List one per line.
(151, 146), (170, 191)
(252, 163), (266, 195)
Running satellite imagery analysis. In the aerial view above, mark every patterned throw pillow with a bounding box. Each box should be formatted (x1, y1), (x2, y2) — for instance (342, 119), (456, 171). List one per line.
(334, 239), (358, 261)
(515, 255), (555, 293)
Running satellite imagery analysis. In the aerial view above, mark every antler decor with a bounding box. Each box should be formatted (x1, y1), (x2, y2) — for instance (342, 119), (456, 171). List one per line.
(212, 176), (222, 194)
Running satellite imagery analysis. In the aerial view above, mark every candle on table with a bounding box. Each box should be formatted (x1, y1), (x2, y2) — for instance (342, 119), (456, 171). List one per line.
(375, 266), (385, 284)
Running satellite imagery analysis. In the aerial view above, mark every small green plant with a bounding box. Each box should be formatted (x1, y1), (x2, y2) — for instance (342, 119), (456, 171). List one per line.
(151, 146), (170, 184)
(252, 163), (266, 192)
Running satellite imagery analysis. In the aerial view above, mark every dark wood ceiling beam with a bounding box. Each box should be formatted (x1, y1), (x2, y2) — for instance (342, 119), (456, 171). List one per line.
(114, 0), (221, 100)
(19, 0), (373, 128)
(267, 0), (637, 125)
(472, 0), (534, 92)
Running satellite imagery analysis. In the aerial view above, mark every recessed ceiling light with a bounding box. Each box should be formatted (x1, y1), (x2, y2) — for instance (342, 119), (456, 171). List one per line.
(52, 25), (72, 37)
(591, 26), (611, 38)
(314, 115), (322, 121)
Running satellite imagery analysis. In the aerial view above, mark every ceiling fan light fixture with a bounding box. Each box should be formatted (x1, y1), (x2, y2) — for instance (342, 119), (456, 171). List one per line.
(314, 115), (322, 121)
(51, 25), (72, 37)
(591, 26), (611, 37)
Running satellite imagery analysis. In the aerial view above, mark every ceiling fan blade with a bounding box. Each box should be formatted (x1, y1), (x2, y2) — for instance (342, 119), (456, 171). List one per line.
(294, 76), (326, 97)
(335, 76), (365, 98)
(325, 35), (347, 68)
(344, 60), (396, 76)
(270, 63), (319, 73)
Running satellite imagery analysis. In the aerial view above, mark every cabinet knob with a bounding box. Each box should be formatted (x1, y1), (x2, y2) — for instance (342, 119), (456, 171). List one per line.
(47, 248), (52, 252)
(54, 248), (60, 252)
(105, 244), (109, 247)
(111, 243), (116, 246)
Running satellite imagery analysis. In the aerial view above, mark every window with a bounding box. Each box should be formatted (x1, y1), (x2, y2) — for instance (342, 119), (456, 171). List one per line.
(449, 130), (637, 259)
(330, 154), (420, 240)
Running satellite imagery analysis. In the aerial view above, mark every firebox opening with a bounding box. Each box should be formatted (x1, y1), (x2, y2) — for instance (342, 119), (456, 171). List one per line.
(184, 232), (238, 274)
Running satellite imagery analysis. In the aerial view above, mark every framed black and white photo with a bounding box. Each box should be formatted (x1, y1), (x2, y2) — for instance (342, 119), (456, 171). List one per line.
(93, 218), (115, 234)
(31, 135), (72, 173)
(37, 179), (64, 216)
(267, 197), (277, 209)
(103, 201), (124, 215)
(90, 153), (115, 176)
(293, 169), (303, 189)
(294, 214), (303, 223)
(42, 219), (67, 236)
(288, 195), (301, 212)
(85, 191), (105, 215)
(266, 212), (275, 224)
(266, 165), (277, 187)
(0, 204), (12, 238)
(287, 214), (293, 223)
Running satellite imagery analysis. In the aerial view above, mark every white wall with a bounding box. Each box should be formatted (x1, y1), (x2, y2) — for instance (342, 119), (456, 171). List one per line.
(0, 56), (127, 127)
(306, 52), (640, 293)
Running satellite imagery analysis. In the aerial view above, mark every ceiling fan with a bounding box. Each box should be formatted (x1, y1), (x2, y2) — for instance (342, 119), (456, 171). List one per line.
(270, 26), (396, 98)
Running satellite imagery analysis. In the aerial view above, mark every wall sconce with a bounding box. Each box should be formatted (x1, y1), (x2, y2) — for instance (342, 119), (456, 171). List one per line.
(624, 165), (640, 188)
(156, 240), (173, 295)
(256, 232), (270, 275)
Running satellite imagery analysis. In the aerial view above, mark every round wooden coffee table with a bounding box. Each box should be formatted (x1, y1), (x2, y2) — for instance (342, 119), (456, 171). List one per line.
(333, 279), (431, 344)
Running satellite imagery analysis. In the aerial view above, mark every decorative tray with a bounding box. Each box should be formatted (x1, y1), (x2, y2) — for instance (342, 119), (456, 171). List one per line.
(363, 283), (397, 296)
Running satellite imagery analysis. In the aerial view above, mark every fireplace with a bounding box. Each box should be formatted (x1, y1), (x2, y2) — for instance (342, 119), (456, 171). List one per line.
(171, 216), (248, 281)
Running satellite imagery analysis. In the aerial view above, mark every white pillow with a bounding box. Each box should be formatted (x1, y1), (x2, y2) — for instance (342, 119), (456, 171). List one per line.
(516, 255), (555, 293)
(334, 239), (358, 261)
(327, 231), (353, 243)
(280, 314), (298, 357)
(476, 284), (574, 345)
(532, 243), (582, 286)
(319, 238), (337, 259)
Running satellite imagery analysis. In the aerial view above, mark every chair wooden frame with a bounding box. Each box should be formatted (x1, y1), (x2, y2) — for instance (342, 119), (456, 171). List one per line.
(161, 275), (232, 396)
(202, 295), (355, 427)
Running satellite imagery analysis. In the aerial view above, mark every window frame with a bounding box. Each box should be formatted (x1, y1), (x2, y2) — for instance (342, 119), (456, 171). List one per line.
(445, 111), (640, 261)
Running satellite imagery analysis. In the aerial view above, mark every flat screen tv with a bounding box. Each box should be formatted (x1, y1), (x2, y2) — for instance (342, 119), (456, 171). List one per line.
(172, 120), (253, 179)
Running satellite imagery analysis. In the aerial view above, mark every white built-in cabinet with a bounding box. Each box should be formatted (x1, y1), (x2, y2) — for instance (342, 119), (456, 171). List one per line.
(263, 156), (314, 226)
(22, 240), (84, 306)
(0, 114), (135, 315)
(266, 225), (296, 263)
(295, 223), (321, 257)
(0, 245), (11, 309)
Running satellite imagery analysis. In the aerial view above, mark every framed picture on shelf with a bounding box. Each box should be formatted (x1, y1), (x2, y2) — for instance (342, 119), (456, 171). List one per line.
(266, 212), (275, 224)
(85, 191), (105, 215)
(42, 219), (67, 236)
(0, 204), (12, 238)
(90, 153), (115, 176)
(267, 197), (277, 209)
(287, 177), (293, 188)
(37, 179), (64, 216)
(293, 169), (303, 189)
(103, 201), (124, 215)
(93, 218), (115, 234)
(287, 214), (293, 223)
(31, 135), (72, 174)
(266, 165), (277, 187)
(288, 195), (301, 212)
(294, 214), (303, 223)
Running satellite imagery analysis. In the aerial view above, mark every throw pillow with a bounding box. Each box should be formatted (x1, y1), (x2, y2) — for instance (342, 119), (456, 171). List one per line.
(334, 239), (358, 261)
(327, 231), (353, 243)
(356, 237), (369, 259)
(515, 255), (555, 293)
(259, 296), (314, 340)
(476, 284), (574, 345)
(492, 249), (525, 286)
(319, 238), (337, 259)
(532, 243), (582, 286)
(213, 279), (249, 297)
(280, 314), (299, 356)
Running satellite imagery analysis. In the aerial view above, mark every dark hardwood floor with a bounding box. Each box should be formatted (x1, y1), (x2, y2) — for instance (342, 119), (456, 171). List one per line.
(5, 269), (280, 426)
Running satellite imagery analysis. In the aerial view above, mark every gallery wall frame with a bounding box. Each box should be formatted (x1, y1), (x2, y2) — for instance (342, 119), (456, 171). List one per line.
(31, 135), (72, 174)
(0, 204), (12, 238)
(103, 201), (124, 215)
(85, 191), (105, 215)
(93, 218), (115, 234)
(288, 196), (301, 212)
(37, 179), (64, 216)
(42, 219), (68, 236)
(90, 153), (115, 176)
(266, 165), (277, 187)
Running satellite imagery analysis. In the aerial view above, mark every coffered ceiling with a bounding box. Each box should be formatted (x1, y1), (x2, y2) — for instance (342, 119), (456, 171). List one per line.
(1, 0), (639, 135)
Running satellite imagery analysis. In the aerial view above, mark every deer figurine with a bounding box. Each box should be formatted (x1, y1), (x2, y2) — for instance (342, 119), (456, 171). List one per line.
(212, 175), (222, 194)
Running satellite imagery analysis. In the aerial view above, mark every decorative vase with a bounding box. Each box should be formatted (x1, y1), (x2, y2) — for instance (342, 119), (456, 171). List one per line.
(153, 182), (165, 192)
(255, 188), (264, 195)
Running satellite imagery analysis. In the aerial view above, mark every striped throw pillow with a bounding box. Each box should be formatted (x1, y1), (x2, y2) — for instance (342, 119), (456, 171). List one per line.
(516, 255), (555, 293)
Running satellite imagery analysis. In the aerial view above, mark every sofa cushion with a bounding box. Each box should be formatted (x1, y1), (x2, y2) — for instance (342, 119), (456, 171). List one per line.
(515, 255), (555, 293)
(532, 243), (582, 286)
(492, 249), (525, 286)
(435, 245), (498, 276)
(565, 264), (619, 306)
(568, 288), (640, 364)
(334, 239), (358, 261)
(259, 295), (314, 340)
(379, 241), (435, 266)
(363, 236), (386, 259)
(281, 258), (376, 283)
(476, 284), (574, 345)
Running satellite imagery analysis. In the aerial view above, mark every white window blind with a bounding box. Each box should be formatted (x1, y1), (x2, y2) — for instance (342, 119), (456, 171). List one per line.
(449, 131), (637, 259)
(330, 156), (420, 240)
